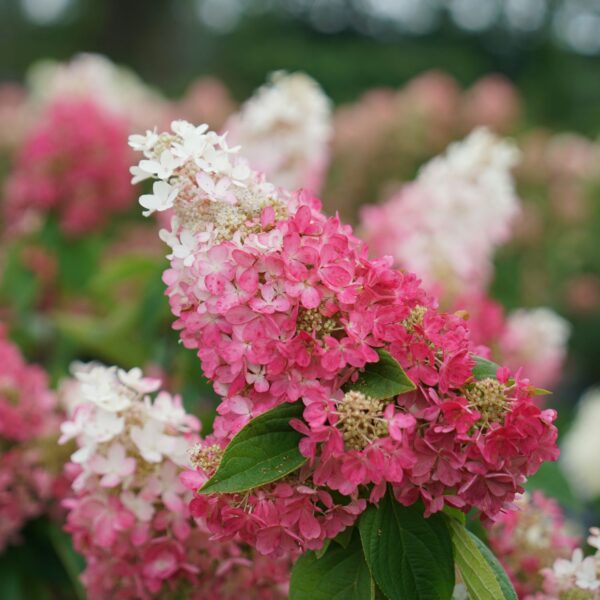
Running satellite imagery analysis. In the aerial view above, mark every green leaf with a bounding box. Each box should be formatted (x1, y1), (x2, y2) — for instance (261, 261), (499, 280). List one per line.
(333, 526), (355, 549)
(345, 349), (415, 400)
(448, 519), (517, 600)
(469, 529), (517, 600)
(200, 402), (307, 494)
(471, 355), (500, 381)
(315, 539), (332, 560)
(290, 532), (374, 600)
(442, 505), (466, 525)
(359, 491), (455, 600)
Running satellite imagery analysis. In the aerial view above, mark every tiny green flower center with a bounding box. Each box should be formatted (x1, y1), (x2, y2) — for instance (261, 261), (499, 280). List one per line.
(296, 308), (339, 339)
(189, 443), (223, 475)
(402, 305), (427, 333)
(465, 378), (510, 429)
(336, 391), (388, 451)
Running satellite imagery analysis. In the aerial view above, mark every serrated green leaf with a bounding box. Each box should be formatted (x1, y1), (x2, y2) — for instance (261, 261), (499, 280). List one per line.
(200, 402), (307, 494)
(290, 532), (374, 600)
(359, 491), (454, 600)
(346, 349), (415, 400)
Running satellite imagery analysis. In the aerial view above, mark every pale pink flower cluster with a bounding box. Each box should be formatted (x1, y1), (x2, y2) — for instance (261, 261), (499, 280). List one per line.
(324, 71), (522, 223)
(0, 448), (55, 552)
(487, 491), (580, 598)
(132, 121), (558, 557)
(226, 72), (331, 192)
(0, 326), (56, 551)
(3, 98), (133, 236)
(360, 127), (520, 300)
(537, 528), (600, 599)
(0, 83), (28, 152)
(60, 362), (288, 599)
(499, 308), (570, 390)
(175, 77), (237, 131)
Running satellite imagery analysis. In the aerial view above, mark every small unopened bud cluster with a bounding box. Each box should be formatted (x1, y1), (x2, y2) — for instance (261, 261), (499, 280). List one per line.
(401, 305), (428, 333)
(465, 378), (510, 429)
(336, 391), (388, 451)
(189, 442), (223, 475)
(296, 308), (339, 339)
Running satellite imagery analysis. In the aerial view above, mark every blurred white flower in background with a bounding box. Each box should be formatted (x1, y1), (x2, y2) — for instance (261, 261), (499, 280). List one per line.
(226, 71), (332, 192)
(500, 307), (571, 388)
(561, 388), (600, 500)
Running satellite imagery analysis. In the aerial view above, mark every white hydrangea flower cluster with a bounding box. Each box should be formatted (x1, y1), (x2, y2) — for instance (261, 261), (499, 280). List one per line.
(27, 53), (166, 129)
(226, 71), (332, 191)
(542, 528), (600, 597)
(561, 388), (600, 500)
(361, 127), (520, 298)
(59, 362), (199, 498)
(129, 119), (288, 247)
(500, 307), (571, 388)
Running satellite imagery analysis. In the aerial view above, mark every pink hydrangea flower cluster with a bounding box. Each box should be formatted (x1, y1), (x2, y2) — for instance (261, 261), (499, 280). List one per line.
(183, 446), (367, 558)
(132, 120), (559, 557)
(487, 491), (580, 598)
(360, 127), (520, 301)
(457, 294), (570, 390)
(536, 528), (600, 599)
(0, 448), (54, 552)
(4, 97), (133, 236)
(226, 72), (331, 192)
(0, 326), (56, 550)
(60, 362), (289, 599)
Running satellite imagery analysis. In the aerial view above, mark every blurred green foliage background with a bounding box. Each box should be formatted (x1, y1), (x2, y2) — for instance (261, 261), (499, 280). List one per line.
(1, 0), (599, 132)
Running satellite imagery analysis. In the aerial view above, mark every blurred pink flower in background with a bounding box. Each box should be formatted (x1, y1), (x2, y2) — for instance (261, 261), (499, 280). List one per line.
(488, 491), (580, 599)
(175, 77), (237, 131)
(0, 326), (58, 550)
(4, 98), (133, 236)
(462, 74), (522, 134)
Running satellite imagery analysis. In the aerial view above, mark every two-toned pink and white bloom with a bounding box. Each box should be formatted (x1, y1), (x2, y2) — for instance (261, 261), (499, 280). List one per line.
(60, 362), (289, 599)
(360, 127), (520, 300)
(131, 120), (559, 558)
